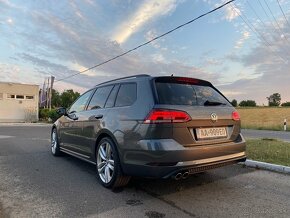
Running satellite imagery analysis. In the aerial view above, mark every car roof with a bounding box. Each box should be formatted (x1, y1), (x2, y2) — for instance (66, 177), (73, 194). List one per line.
(95, 75), (212, 88)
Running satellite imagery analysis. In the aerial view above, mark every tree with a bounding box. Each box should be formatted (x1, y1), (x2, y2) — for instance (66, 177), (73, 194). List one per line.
(60, 89), (80, 108)
(51, 89), (61, 108)
(239, 100), (256, 107)
(231, 99), (238, 107)
(281, 102), (290, 107)
(267, 93), (281, 106)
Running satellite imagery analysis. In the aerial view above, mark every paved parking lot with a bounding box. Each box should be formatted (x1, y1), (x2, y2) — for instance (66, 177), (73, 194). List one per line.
(1, 125), (290, 218)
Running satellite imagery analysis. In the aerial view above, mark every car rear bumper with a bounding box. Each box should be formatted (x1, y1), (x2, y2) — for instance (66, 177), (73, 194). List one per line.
(121, 134), (246, 178)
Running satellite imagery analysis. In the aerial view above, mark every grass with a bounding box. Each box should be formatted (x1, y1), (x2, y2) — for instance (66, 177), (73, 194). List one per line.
(237, 107), (290, 131)
(246, 138), (290, 166)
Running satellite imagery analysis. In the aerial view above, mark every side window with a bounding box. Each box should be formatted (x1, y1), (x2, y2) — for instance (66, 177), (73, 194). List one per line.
(115, 83), (137, 107)
(69, 90), (93, 113)
(105, 85), (119, 108)
(87, 85), (113, 110)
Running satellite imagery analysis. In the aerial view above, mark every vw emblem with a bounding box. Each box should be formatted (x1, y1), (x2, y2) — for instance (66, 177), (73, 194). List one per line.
(210, 113), (218, 122)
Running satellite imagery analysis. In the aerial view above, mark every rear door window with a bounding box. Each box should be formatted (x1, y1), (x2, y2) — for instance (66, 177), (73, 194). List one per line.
(155, 78), (229, 106)
(87, 85), (113, 110)
(115, 83), (137, 107)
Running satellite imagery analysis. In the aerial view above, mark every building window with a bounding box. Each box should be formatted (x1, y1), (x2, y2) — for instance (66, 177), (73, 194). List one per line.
(26, 95), (34, 100)
(16, 95), (24, 99)
(0, 93), (3, 100)
(7, 94), (15, 99)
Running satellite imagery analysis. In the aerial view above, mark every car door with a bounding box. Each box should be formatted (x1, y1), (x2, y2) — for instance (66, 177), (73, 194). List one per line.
(81, 85), (115, 158)
(60, 89), (94, 155)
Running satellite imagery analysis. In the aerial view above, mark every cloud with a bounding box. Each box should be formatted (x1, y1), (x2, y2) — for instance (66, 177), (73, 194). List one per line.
(219, 13), (290, 104)
(224, 4), (240, 21)
(112, 0), (178, 44)
(234, 31), (250, 49)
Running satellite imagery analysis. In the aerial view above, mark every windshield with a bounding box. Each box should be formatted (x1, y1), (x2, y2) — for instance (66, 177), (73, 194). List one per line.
(155, 81), (230, 106)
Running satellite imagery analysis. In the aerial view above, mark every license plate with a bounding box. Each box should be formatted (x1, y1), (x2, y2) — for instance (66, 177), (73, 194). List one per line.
(196, 127), (227, 140)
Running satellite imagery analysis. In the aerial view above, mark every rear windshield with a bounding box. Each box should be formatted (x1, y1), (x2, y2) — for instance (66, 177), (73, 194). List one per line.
(155, 80), (230, 106)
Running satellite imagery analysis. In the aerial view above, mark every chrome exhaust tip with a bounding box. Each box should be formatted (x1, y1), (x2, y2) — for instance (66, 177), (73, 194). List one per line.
(174, 173), (182, 180)
(182, 171), (189, 179)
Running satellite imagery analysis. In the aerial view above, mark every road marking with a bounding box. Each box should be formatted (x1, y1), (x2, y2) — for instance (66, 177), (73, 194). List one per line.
(0, 135), (15, 139)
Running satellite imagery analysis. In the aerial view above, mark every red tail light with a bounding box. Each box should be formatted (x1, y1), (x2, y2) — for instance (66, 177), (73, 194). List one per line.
(232, 111), (240, 121)
(144, 109), (191, 124)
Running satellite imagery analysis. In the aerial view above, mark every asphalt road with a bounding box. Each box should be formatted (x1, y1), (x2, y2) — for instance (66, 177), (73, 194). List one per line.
(1, 125), (290, 218)
(242, 129), (290, 142)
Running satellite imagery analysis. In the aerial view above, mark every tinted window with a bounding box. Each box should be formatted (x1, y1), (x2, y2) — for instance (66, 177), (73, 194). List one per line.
(115, 83), (137, 107)
(87, 85), (113, 110)
(69, 90), (93, 113)
(105, 85), (119, 108)
(155, 82), (229, 106)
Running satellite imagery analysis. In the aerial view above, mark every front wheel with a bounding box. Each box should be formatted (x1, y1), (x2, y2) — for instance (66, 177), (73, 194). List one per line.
(51, 128), (62, 156)
(96, 137), (130, 188)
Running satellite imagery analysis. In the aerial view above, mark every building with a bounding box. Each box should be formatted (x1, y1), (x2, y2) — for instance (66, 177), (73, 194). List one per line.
(0, 82), (39, 122)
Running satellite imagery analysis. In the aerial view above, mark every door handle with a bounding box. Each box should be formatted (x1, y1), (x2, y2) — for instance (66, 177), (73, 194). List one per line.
(94, 114), (103, 119)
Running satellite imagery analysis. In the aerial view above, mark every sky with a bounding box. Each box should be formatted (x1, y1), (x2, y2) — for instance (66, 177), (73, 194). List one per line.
(0, 0), (290, 105)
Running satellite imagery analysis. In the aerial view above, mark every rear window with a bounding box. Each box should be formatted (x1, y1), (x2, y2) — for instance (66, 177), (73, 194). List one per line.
(115, 83), (137, 107)
(155, 79), (230, 106)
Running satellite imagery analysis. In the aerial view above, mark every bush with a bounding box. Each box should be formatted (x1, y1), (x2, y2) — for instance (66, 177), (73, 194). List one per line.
(39, 108), (50, 120)
(239, 100), (257, 107)
(231, 99), (238, 107)
(281, 102), (290, 107)
(48, 109), (61, 122)
(39, 108), (60, 122)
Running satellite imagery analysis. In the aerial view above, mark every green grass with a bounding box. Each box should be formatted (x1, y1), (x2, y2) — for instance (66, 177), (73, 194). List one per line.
(246, 138), (290, 166)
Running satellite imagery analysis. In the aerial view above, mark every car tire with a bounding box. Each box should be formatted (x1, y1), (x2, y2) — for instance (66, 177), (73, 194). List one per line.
(51, 128), (62, 156)
(96, 137), (130, 188)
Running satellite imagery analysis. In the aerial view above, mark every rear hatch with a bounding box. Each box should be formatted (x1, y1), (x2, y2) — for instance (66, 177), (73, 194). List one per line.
(152, 76), (240, 147)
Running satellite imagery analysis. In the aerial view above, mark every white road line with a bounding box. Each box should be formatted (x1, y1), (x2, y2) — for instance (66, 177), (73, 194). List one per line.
(0, 135), (15, 139)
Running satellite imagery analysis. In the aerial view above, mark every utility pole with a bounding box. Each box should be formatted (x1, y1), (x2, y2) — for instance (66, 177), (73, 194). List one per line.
(46, 77), (50, 109)
(50, 76), (55, 110)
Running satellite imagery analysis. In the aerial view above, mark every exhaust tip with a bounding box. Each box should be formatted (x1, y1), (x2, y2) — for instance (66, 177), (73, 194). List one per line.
(174, 173), (182, 180)
(182, 171), (189, 179)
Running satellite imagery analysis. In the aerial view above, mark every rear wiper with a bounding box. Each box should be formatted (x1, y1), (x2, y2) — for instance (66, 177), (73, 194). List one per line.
(204, 100), (226, 106)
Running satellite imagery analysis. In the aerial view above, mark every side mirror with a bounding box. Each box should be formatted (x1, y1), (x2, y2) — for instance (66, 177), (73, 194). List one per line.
(56, 107), (67, 116)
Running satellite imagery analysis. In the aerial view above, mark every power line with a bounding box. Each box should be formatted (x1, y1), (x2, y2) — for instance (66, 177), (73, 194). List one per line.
(247, 0), (290, 56)
(263, 0), (288, 40)
(247, 1), (268, 30)
(230, 2), (287, 63)
(55, 0), (235, 83)
(276, 0), (290, 27)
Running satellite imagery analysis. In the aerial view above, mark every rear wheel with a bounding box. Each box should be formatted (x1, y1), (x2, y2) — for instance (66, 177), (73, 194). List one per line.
(96, 137), (130, 188)
(51, 128), (62, 156)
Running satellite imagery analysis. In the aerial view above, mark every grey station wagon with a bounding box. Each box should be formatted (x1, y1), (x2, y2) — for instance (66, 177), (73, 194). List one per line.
(51, 75), (246, 188)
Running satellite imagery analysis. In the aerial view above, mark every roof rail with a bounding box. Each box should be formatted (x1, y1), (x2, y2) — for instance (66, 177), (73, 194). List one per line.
(96, 74), (151, 86)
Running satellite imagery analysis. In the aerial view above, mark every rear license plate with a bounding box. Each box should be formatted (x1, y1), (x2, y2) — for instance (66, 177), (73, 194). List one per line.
(196, 127), (227, 140)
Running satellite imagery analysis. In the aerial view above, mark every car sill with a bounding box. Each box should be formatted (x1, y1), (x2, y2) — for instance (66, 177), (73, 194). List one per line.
(60, 147), (96, 165)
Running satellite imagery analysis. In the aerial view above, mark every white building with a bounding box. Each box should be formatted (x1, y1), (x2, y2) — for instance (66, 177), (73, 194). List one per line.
(0, 82), (39, 122)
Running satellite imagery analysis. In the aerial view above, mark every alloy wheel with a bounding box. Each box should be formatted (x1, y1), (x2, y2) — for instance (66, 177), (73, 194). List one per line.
(97, 141), (115, 184)
(51, 129), (57, 154)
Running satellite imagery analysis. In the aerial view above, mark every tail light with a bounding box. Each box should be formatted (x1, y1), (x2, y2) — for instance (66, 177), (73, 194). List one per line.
(144, 109), (191, 124)
(232, 111), (240, 121)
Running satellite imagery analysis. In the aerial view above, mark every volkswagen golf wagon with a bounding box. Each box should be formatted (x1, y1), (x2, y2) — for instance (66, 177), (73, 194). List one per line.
(51, 75), (246, 188)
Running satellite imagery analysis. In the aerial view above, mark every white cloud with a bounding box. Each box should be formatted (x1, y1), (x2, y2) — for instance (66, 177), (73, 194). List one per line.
(234, 31), (250, 49)
(224, 4), (240, 22)
(151, 53), (165, 62)
(6, 17), (13, 24)
(112, 0), (178, 44)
